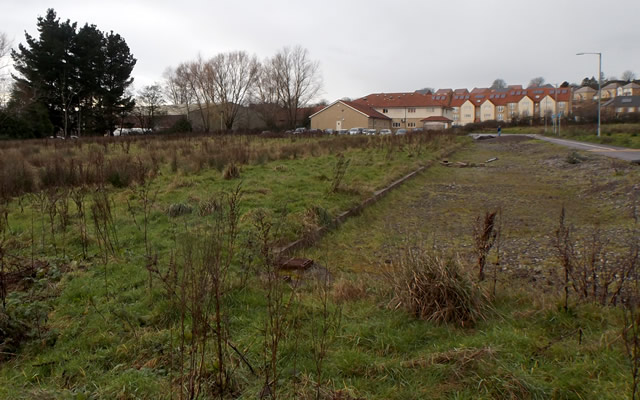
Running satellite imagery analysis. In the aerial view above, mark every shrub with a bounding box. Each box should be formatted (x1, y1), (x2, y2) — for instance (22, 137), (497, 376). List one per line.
(166, 203), (193, 217)
(566, 151), (587, 164)
(386, 249), (486, 327)
(222, 162), (240, 180)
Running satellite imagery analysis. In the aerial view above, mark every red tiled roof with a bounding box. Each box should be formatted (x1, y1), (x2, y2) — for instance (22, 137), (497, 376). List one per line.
(354, 92), (450, 108)
(421, 116), (453, 122)
(449, 96), (470, 107)
(342, 101), (391, 120)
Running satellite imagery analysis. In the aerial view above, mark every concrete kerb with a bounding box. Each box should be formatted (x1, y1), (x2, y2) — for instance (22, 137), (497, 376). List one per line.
(275, 145), (462, 258)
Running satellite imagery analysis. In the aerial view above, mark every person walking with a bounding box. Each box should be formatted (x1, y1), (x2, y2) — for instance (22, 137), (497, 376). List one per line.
(497, 126), (502, 137)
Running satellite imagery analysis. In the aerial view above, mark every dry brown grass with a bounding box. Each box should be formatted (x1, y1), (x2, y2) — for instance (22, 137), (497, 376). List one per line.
(0, 133), (453, 199)
(386, 249), (487, 327)
(332, 278), (368, 303)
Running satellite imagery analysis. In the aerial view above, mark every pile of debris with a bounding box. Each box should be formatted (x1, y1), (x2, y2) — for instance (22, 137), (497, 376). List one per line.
(439, 157), (498, 168)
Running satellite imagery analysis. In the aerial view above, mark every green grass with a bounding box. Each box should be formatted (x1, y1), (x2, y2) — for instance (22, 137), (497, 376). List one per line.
(503, 122), (640, 148)
(0, 133), (637, 398)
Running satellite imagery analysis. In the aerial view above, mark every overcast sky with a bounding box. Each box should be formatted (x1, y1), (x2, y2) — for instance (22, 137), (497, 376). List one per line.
(2, 0), (640, 102)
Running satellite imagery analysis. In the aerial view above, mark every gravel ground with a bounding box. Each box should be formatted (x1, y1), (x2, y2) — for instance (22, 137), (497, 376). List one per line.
(320, 136), (640, 291)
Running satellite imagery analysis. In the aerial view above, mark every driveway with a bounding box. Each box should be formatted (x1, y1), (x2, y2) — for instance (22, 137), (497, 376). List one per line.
(470, 133), (640, 163)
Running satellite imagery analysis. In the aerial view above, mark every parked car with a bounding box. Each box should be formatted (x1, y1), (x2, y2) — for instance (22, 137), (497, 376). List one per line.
(411, 128), (423, 132)
(293, 127), (306, 134)
(349, 127), (364, 135)
(337, 129), (349, 135)
(379, 129), (392, 135)
(395, 129), (407, 135)
(365, 129), (377, 135)
(324, 129), (335, 135)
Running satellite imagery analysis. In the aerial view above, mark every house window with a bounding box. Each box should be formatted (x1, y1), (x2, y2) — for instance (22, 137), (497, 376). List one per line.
(497, 114), (504, 121)
(453, 115), (459, 120)
(464, 114), (471, 118)
(408, 122), (416, 127)
(383, 108), (388, 113)
(408, 108), (416, 113)
(497, 106), (504, 112)
(392, 122), (401, 127)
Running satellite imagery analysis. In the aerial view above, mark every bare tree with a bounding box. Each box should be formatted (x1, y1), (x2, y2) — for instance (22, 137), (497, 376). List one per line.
(163, 66), (192, 119)
(181, 57), (214, 132)
(0, 32), (11, 108)
(0, 32), (10, 73)
(528, 76), (545, 88)
(491, 78), (507, 89)
(209, 51), (258, 130)
(622, 70), (637, 82)
(135, 84), (165, 132)
(270, 46), (322, 129)
(250, 61), (282, 129)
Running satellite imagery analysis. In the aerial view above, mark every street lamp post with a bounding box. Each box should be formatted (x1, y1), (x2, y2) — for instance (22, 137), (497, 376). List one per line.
(576, 52), (602, 137)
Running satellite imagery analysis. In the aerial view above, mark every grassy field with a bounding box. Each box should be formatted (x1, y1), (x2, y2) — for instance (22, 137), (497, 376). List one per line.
(0, 133), (639, 399)
(0, 132), (459, 399)
(503, 122), (640, 148)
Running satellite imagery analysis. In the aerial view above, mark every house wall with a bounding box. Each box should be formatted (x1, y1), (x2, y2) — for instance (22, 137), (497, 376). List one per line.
(460, 101), (475, 125)
(451, 107), (461, 125)
(370, 106), (446, 129)
(518, 97), (534, 118)
(574, 88), (596, 101)
(539, 95), (556, 117)
(310, 102), (370, 131)
(480, 101), (495, 121)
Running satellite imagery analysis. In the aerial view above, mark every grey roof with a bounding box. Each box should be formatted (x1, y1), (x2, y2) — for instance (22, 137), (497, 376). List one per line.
(602, 96), (640, 108)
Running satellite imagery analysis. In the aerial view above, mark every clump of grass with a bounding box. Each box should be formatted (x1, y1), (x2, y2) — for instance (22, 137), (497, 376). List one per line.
(386, 249), (486, 327)
(222, 162), (240, 180)
(329, 154), (350, 193)
(332, 278), (368, 303)
(566, 151), (587, 164)
(166, 203), (193, 217)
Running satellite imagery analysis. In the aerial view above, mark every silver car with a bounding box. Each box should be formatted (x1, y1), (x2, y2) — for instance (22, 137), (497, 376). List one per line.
(379, 129), (392, 135)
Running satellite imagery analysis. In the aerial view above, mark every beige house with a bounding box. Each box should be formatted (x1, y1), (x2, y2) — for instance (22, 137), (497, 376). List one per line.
(352, 92), (453, 131)
(538, 95), (556, 117)
(621, 82), (640, 96)
(602, 82), (621, 99)
(460, 100), (476, 125)
(480, 100), (495, 121)
(309, 100), (391, 131)
(517, 96), (534, 118)
(574, 86), (597, 101)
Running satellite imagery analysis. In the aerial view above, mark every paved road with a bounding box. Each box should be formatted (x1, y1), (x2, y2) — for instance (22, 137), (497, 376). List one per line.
(470, 133), (640, 163)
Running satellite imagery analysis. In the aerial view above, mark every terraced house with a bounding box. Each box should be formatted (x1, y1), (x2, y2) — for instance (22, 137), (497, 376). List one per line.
(310, 85), (572, 130)
(352, 92), (454, 130)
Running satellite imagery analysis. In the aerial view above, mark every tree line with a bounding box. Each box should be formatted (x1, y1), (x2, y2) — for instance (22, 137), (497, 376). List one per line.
(163, 45), (322, 132)
(1, 9), (323, 139)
